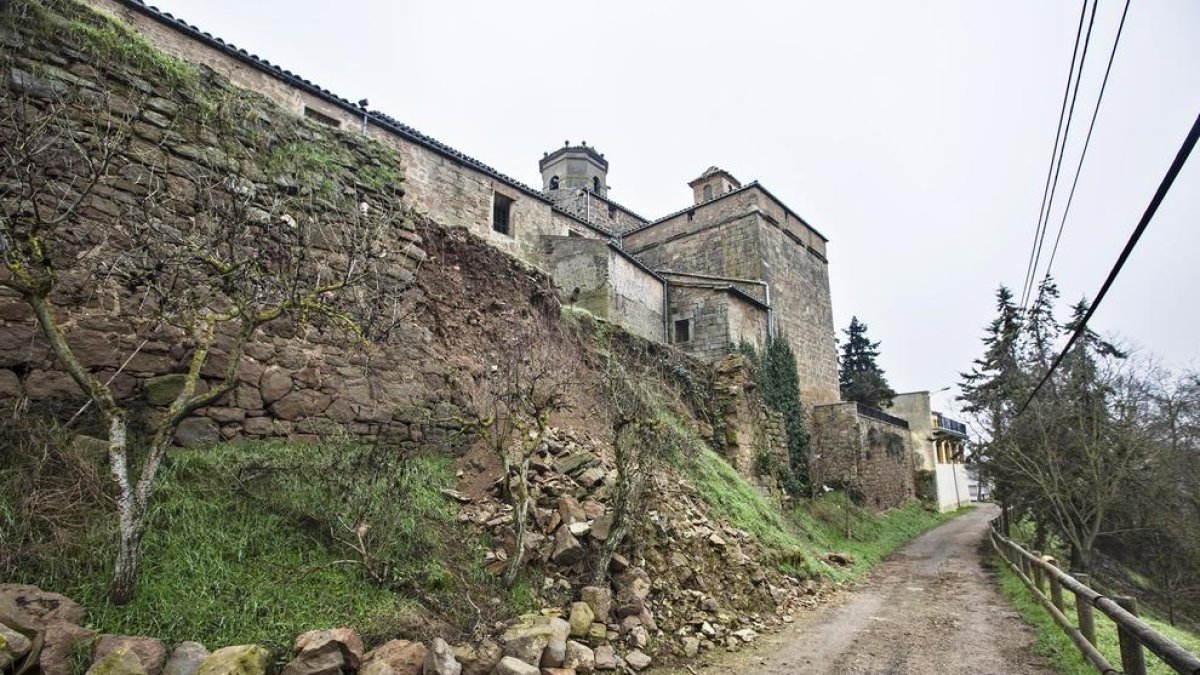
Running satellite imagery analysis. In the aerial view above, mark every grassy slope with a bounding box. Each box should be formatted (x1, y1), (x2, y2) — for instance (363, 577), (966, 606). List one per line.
(683, 445), (966, 582)
(6, 443), (512, 650)
(990, 555), (1200, 675)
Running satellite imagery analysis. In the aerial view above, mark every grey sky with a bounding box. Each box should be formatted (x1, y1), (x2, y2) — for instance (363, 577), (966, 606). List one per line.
(146, 0), (1200, 415)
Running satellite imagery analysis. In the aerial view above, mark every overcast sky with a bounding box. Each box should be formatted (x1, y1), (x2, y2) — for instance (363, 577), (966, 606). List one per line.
(147, 0), (1199, 416)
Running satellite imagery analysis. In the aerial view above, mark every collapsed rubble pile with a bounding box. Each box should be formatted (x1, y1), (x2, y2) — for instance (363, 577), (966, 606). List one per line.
(453, 427), (824, 672)
(0, 425), (832, 675)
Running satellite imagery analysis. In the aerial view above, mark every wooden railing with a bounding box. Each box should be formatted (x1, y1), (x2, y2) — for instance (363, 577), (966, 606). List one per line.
(989, 521), (1200, 675)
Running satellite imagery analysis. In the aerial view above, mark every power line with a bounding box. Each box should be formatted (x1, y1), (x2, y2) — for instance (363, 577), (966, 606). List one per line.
(1015, 111), (1200, 417)
(1042, 0), (1132, 279)
(1024, 0), (1100, 304)
(1019, 0), (1091, 311)
(1021, 0), (1101, 311)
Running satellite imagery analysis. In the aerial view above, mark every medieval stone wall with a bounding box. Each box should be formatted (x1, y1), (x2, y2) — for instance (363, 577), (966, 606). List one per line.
(756, 219), (839, 404)
(608, 249), (665, 343)
(627, 211), (765, 300)
(0, 3), (560, 451)
(542, 237), (665, 344)
(625, 187), (838, 405)
(668, 286), (767, 361)
(85, 0), (588, 266)
(810, 402), (916, 510)
(711, 356), (789, 490)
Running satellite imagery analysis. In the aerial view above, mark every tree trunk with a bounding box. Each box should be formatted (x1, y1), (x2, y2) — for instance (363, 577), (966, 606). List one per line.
(592, 470), (638, 586)
(1069, 544), (1091, 573)
(503, 457), (530, 588)
(110, 520), (144, 605)
(593, 514), (630, 586)
(1033, 518), (1048, 551)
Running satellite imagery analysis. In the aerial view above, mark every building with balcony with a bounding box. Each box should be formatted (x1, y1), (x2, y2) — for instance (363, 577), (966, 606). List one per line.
(887, 392), (971, 512)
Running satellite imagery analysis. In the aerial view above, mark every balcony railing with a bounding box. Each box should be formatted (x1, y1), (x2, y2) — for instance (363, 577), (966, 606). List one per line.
(856, 403), (910, 429)
(934, 412), (967, 436)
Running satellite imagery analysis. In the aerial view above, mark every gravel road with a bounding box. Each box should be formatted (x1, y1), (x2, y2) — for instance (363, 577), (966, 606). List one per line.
(660, 504), (1053, 674)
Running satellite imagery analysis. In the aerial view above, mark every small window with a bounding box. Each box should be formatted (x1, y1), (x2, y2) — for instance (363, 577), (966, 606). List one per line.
(549, 176), (560, 190)
(492, 192), (514, 236)
(674, 319), (691, 343)
(608, 203), (617, 218)
(303, 106), (340, 127)
(593, 176), (601, 193)
(702, 184), (713, 201)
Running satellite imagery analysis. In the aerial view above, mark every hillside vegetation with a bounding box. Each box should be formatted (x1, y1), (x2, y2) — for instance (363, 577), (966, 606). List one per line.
(2, 407), (959, 650)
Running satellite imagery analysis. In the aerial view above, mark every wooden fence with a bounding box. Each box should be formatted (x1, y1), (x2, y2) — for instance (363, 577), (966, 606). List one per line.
(989, 520), (1200, 675)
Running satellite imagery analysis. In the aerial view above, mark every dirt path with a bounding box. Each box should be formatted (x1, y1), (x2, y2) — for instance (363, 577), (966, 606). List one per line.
(660, 504), (1052, 674)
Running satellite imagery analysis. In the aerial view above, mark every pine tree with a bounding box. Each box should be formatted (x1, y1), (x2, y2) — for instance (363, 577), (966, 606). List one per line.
(960, 286), (1025, 437)
(838, 316), (896, 409)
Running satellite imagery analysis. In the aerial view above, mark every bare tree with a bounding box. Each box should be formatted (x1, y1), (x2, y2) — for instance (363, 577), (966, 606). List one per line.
(1, 75), (410, 602)
(472, 317), (570, 587)
(590, 347), (665, 585)
(993, 353), (1157, 571)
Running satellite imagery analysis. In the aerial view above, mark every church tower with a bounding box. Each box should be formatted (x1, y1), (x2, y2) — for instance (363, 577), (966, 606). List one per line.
(539, 141), (608, 198)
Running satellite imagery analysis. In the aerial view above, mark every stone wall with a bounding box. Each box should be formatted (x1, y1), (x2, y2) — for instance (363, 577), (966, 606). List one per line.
(628, 209), (765, 300)
(609, 248), (665, 343)
(85, 0), (596, 266)
(546, 189), (649, 236)
(544, 237), (611, 318)
(756, 217), (839, 404)
(626, 186), (838, 405)
(0, 2), (565, 450)
(542, 237), (665, 344)
(810, 402), (915, 510)
(710, 356), (789, 489)
(668, 285), (767, 361)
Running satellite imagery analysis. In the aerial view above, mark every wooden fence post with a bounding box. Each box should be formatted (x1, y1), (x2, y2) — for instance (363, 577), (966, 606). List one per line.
(1074, 573), (1096, 646)
(1115, 596), (1147, 675)
(1045, 557), (1064, 611)
(1031, 551), (1045, 593)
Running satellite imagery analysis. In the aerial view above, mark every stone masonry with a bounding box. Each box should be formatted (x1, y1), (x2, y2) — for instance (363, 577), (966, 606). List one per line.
(8, 0), (871, 489)
(77, 0), (840, 407)
(625, 183), (838, 405)
(810, 402), (916, 510)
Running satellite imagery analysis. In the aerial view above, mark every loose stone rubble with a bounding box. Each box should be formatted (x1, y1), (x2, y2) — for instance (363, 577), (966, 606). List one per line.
(0, 424), (832, 674)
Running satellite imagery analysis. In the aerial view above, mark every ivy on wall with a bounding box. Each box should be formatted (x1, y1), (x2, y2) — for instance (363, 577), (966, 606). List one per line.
(740, 337), (811, 495)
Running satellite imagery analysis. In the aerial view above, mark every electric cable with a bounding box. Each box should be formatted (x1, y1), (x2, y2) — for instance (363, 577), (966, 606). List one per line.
(1024, 0), (1100, 305)
(1015, 111), (1200, 417)
(1019, 0), (1091, 310)
(1042, 0), (1132, 280)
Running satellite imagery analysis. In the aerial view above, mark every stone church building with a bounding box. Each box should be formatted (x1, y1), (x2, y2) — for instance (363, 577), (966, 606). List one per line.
(20, 0), (927, 508)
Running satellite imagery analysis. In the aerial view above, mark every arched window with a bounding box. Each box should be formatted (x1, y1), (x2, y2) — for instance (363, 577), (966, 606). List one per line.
(593, 176), (601, 193)
(703, 184), (713, 201)
(549, 176), (560, 190)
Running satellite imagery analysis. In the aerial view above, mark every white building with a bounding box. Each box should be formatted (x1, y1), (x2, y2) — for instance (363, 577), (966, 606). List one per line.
(887, 392), (971, 512)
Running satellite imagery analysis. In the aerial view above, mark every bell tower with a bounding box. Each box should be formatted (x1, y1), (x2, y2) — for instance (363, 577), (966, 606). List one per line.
(540, 141), (609, 198)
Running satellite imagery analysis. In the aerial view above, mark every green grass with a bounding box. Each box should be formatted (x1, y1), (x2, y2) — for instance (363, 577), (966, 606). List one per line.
(681, 443), (965, 581)
(791, 492), (967, 582)
(5, 441), (516, 650)
(990, 554), (1200, 675)
(686, 446), (804, 552)
(18, 0), (198, 88)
